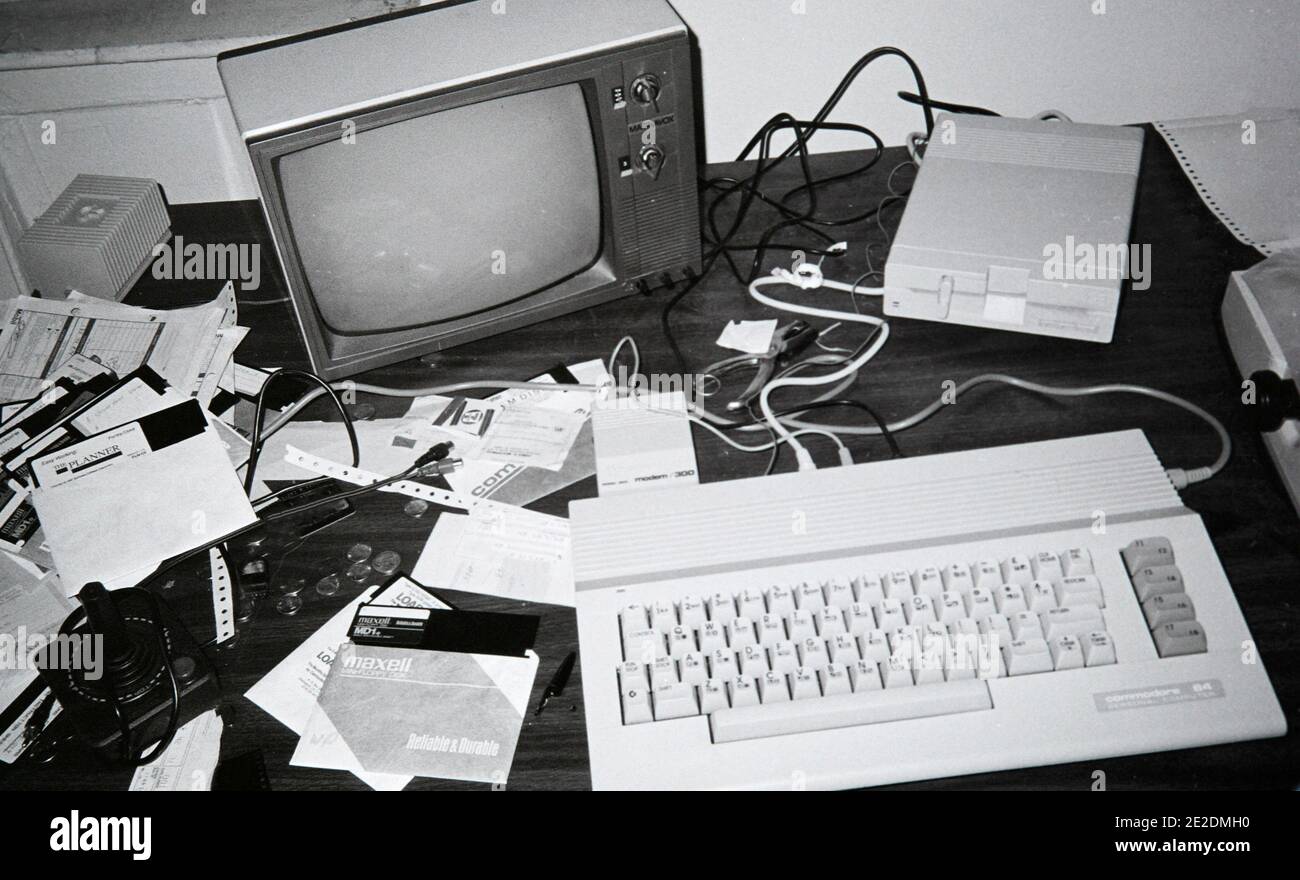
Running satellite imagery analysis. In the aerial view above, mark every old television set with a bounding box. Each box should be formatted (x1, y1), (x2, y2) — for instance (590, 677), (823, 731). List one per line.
(219, 0), (701, 380)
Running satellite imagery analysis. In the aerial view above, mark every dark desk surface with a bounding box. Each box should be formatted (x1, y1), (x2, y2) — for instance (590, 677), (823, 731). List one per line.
(4, 129), (1298, 790)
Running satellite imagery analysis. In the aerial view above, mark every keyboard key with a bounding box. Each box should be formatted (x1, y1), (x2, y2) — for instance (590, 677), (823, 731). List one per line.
(757, 613), (786, 646)
(1131, 565), (1184, 602)
(858, 629), (890, 665)
(1009, 610), (1043, 641)
(791, 667), (821, 700)
(767, 584), (795, 615)
(1142, 592), (1196, 629)
(1049, 634), (1085, 670)
(797, 637), (829, 670)
(728, 617), (757, 649)
(622, 682), (653, 724)
(816, 606), (847, 638)
(943, 563), (974, 595)
(651, 600), (677, 632)
(829, 632), (861, 665)
(916, 566), (945, 599)
(994, 583), (1028, 615)
(944, 641), (978, 681)
(737, 588), (767, 619)
(769, 640), (798, 674)
(825, 579), (856, 610)
(650, 656), (678, 688)
(758, 671), (789, 703)
(1031, 551), (1064, 584)
(978, 613), (1012, 646)
(846, 603), (875, 635)
(709, 592), (737, 625)
(1056, 574), (1104, 609)
(624, 628), (663, 663)
(708, 648), (736, 680)
(886, 569), (914, 600)
(1002, 555), (1034, 586)
(973, 560), (1001, 590)
(620, 603), (650, 633)
(680, 651), (707, 685)
(854, 574), (885, 606)
(619, 660), (648, 693)
(699, 678), (728, 713)
(1122, 537), (1174, 575)
(937, 591), (967, 624)
(653, 682), (698, 720)
(738, 644), (769, 677)
(1062, 548), (1094, 577)
(881, 654), (914, 688)
(1004, 638), (1054, 676)
(1040, 605), (1104, 640)
(698, 620), (725, 653)
(1082, 631), (1116, 666)
(915, 637), (945, 685)
(905, 593), (936, 626)
(788, 609), (817, 641)
(849, 660), (881, 691)
(796, 582), (826, 612)
(680, 595), (707, 628)
(727, 676), (759, 708)
(968, 587), (996, 621)
(1026, 579), (1058, 613)
(709, 680), (992, 743)
(1153, 620), (1207, 657)
(876, 598), (907, 631)
(667, 625), (694, 657)
(819, 664), (852, 696)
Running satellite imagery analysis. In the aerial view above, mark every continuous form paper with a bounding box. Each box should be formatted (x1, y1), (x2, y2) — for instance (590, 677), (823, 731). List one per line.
(0, 284), (235, 402)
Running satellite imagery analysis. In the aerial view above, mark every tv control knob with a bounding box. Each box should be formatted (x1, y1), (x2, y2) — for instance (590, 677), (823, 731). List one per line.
(639, 145), (666, 176)
(1246, 370), (1300, 433)
(630, 74), (661, 105)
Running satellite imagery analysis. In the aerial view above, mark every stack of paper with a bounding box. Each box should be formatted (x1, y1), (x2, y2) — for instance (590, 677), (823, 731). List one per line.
(0, 283), (243, 408)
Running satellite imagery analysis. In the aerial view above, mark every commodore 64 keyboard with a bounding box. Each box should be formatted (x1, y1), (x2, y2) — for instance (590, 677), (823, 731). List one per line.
(569, 431), (1286, 789)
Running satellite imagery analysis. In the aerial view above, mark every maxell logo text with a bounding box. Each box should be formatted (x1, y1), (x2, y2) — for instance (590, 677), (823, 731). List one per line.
(50, 811), (151, 860)
(342, 655), (412, 673)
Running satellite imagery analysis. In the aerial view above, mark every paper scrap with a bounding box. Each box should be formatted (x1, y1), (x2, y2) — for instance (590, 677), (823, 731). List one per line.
(477, 404), (587, 471)
(0, 551), (70, 717)
(412, 499), (573, 607)
(129, 710), (223, 791)
(716, 319), (777, 354)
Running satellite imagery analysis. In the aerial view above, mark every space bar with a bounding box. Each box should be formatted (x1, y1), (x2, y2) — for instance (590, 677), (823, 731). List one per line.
(709, 681), (993, 743)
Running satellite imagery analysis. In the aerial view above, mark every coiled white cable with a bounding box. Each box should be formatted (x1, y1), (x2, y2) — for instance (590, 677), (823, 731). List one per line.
(748, 263), (904, 469)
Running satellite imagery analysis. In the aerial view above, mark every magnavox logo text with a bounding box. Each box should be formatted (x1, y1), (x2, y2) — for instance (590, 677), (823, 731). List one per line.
(50, 811), (151, 860)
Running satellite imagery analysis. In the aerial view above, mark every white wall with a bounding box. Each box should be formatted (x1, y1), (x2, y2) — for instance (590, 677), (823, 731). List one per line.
(0, 0), (1297, 299)
(672, 0), (1300, 160)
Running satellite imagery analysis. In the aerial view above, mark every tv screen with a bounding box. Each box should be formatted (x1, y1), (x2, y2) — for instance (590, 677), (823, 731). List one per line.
(275, 83), (602, 335)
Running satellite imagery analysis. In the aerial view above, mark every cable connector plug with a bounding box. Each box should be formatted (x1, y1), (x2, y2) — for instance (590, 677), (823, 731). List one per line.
(416, 457), (462, 478)
(414, 442), (455, 469)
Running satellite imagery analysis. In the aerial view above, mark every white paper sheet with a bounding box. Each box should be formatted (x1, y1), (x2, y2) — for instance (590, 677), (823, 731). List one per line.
(411, 499), (573, 607)
(128, 710), (223, 791)
(716, 319), (777, 354)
